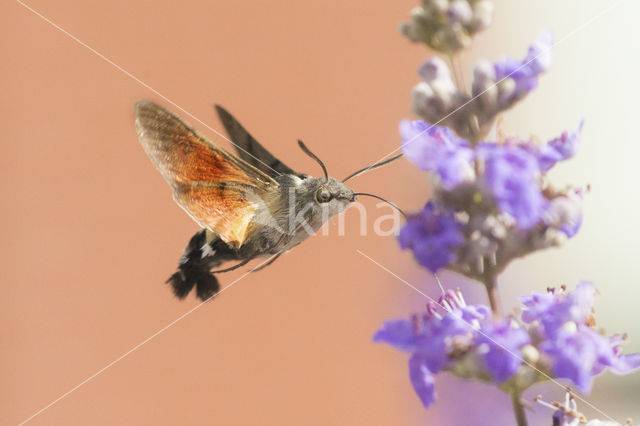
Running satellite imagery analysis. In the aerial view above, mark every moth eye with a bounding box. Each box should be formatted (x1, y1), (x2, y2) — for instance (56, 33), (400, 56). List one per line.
(316, 188), (332, 203)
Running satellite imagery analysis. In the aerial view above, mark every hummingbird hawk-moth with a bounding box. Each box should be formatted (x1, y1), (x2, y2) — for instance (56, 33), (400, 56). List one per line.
(134, 101), (402, 301)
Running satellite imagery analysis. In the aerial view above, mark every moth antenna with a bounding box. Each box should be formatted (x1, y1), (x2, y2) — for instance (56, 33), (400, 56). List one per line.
(342, 154), (403, 183)
(298, 140), (328, 182)
(353, 192), (407, 219)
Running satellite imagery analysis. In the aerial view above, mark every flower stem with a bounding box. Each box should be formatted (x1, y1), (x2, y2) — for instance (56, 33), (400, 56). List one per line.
(510, 391), (528, 426)
(486, 282), (501, 316)
(482, 259), (502, 317)
(447, 54), (465, 92)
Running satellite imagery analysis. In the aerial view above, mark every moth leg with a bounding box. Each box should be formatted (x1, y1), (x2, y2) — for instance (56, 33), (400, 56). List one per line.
(250, 252), (283, 273)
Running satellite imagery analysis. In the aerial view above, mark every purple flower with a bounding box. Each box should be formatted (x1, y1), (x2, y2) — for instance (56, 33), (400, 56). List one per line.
(537, 121), (584, 172)
(374, 290), (524, 409)
(468, 31), (553, 132)
(525, 29), (553, 74)
(476, 320), (530, 382)
(541, 326), (640, 393)
(374, 297), (476, 408)
(519, 290), (556, 324)
(494, 31), (553, 104)
(375, 298), (473, 374)
(400, 120), (474, 189)
(481, 144), (545, 229)
(398, 201), (464, 272)
(520, 281), (595, 337)
(542, 190), (583, 238)
(519, 282), (640, 392)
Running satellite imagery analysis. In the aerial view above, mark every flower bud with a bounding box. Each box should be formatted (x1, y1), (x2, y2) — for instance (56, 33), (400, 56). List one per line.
(472, 59), (499, 110)
(411, 82), (440, 119)
(470, 1), (493, 31)
(521, 344), (540, 364)
(448, 0), (473, 24)
(400, 0), (494, 54)
(418, 57), (453, 83)
(425, 0), (449, 15)
(497, 77), (517, 106)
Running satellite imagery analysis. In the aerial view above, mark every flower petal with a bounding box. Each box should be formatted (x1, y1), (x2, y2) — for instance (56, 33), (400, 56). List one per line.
(482, 144), (545, 229)
(373, 319), (417, 352)
(476, 320), (530, 382)
(537, 120), (584, 172)
(400, 120), (473, 189)
(609, 353), (640, 375)
(409, 352), (437, 408)
(399, 201), (464, 272)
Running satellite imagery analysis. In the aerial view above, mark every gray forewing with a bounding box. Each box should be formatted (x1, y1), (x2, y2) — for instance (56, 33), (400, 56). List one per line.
(214, 105), (304, 179)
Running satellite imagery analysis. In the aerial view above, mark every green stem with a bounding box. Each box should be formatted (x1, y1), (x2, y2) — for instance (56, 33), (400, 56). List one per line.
(510, 391), (528, 426)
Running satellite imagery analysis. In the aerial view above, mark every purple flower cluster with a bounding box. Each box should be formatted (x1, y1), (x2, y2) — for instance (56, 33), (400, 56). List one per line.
(399, 118), (583, 277)
(387, 1), (639, 423)
(411, 32), (553, 140)
(374, 284), (640, 408)
(375, 289), (505, 407)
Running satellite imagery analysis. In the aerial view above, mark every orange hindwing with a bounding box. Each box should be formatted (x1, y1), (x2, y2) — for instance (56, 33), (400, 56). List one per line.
(134, 101), (277, 247)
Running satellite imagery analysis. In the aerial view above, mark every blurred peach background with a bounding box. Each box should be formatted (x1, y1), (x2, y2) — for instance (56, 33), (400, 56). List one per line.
(2, 0), (639, 425)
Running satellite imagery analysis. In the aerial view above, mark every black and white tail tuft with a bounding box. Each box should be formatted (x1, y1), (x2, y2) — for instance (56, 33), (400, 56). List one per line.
(166, 230), (220, 301)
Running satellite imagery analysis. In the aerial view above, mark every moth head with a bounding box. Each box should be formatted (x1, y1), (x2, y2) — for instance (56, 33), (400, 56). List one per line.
(297, 140), (354, 209)
(297, 140), (405, 219)
(313, 177), (355, 210)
